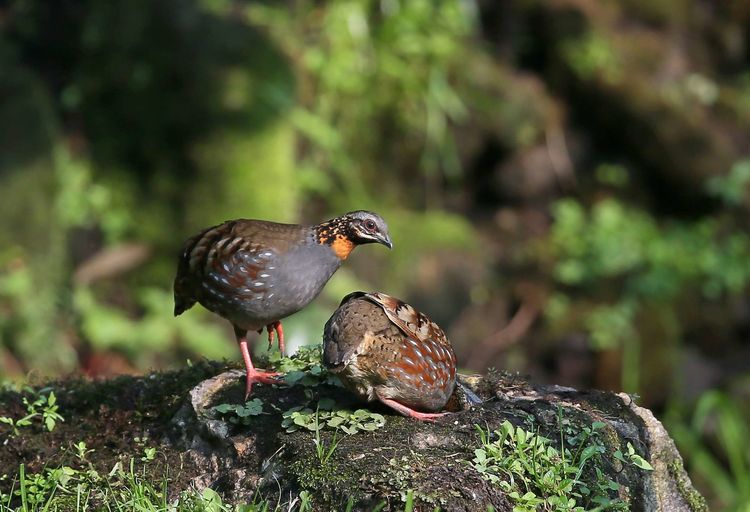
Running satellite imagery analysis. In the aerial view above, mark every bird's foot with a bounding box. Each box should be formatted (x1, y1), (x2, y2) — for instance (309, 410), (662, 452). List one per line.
(243, 369), (283, 400)
(378, 397), (450, 422)
(265, 321), (285, 354)
(237, 337), (283, 399)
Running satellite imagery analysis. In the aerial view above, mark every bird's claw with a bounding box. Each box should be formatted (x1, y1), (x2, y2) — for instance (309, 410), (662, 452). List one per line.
(265, 321), (285, 354)
(243, 369), (284, 400)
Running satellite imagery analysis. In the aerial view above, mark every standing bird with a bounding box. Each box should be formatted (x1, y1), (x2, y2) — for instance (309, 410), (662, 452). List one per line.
(323, 291), (457, 421)
(174, 211), (392, 398)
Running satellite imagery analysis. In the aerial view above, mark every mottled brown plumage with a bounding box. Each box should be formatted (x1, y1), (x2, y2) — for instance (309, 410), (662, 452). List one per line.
(174, 212), (392, 398)
(323, 291), (457, 421)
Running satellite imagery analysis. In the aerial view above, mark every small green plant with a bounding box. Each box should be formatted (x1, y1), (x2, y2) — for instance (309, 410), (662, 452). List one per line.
(181, 486), (291, 512)
(269, 344), (322, 370)
(73, 441), (95, 462)
(18, 464), (59, 509)
(404, 489), (415, 512)
(133, 435), (158, 463)
(4, 461), (221, 511)
(0, 414), (32, 437)
(213, 398), (265, 425)
(38, 391), (64, 432)
(470, 418), (652, 511)
(614, 442), (654, 471)
(1, 458), (324, 511)
(268, 345), (341, 388)
(0, 389), (64, 436)
(281, 397), (385, 434)
(298, 490), (314, 512)
(311, 408), (341, 465)
(141, 447), (157, 463)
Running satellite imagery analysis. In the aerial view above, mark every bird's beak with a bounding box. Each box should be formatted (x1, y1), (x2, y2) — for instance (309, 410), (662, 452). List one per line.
(380, 234), (393, 249)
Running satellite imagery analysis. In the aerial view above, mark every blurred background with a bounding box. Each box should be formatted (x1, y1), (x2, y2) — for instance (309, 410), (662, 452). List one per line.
(1, 0), (749, 508)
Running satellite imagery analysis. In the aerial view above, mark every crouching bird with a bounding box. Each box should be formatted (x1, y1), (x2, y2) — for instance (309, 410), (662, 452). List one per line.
(323, 291), (457, 421)
(174, 212), (392, 399)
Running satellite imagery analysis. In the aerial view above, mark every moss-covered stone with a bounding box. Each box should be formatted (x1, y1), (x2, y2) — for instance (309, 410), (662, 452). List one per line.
(0, 365), (705, 511)
(668, 460), (709, 512)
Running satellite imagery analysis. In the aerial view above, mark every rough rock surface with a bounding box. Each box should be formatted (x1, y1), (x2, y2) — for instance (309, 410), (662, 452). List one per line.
(0, 361), (706, 511)
(173, 366), (706, 511)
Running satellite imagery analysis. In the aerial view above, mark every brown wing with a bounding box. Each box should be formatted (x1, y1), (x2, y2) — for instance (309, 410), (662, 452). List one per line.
(173, 219), (307, 316)
(362, 292), (457, 402)
(364, 293), (455, 361)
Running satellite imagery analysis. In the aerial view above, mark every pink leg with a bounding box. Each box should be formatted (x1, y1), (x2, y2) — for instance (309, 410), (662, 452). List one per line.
(274, 322), (285, 354)
(378, 396), (450, 422)
(266, 321), (285, 354)
(266, 325), (274, 349)
(235, 327), (281, 400)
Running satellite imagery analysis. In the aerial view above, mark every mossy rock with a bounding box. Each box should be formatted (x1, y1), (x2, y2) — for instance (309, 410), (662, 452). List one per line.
(0, 363), (706, 511)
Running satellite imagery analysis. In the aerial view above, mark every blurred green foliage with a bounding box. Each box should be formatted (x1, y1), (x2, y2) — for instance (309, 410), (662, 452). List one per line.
(707, 159), (750, 207)
(541, 195), (750, 392)
(667, 391), (750, 511)
(251, 0), (471, 198)
(561, 31), (621, 83)
(1, 0), (749, 506)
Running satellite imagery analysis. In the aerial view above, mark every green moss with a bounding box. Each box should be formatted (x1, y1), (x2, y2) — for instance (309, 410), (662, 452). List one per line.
(668, 460), (709, 512)
(283, 416), (464, 510)
(600, 421), (626, 473)
(290, 457), (352, 506)
(285, 430), (366, 509)
(368, 454), (453, 507)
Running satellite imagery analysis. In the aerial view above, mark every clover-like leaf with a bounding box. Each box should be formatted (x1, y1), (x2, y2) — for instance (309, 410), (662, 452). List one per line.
(327, 416), (346, 428)
(244, 398), (264, 415)
(284, 371), (307, 385)
(214, 403), (234, 414)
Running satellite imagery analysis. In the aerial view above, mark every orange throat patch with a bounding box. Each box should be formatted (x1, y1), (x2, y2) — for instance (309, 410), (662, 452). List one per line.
(331, 235), (355, 260)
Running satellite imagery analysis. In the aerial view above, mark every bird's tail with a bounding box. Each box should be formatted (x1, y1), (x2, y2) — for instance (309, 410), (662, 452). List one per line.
(444, 377), (484, 412)
(173, 296), (195, 316)
(173, 275), (196, 316)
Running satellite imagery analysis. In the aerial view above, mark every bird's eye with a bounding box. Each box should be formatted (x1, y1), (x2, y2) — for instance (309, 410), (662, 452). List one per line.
(364, 220), (377, 231)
